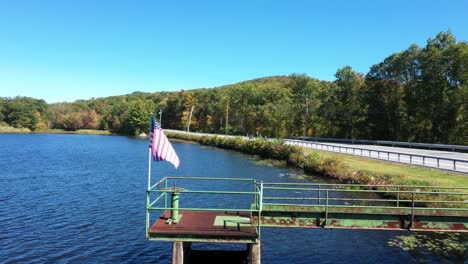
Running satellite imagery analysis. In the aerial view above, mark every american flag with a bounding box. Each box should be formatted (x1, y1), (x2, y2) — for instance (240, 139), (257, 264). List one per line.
(150, 115), (180, 169)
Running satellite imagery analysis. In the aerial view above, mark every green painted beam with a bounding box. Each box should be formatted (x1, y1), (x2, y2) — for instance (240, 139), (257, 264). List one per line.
(253, 203), (468, 231)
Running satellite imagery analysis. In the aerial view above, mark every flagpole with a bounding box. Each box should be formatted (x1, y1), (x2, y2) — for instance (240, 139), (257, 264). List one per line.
(148, 113), (154, 190)
(147, 147), (152, 190)
(146, 114), (153, 238)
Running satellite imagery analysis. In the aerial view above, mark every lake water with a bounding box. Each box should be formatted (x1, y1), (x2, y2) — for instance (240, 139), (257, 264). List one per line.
(0, 134), (463, 263)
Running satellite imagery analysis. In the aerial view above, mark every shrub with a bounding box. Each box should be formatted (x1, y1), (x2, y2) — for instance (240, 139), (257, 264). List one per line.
(303, 151), (321, 174)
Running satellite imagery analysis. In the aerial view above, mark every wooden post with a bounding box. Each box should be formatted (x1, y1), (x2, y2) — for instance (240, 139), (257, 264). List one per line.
(172, 242), (183, 264)
(247, 241), (261, 264)
(172, 242), (191, 264)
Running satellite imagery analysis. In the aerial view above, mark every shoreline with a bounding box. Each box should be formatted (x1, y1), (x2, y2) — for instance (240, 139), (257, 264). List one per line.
(0, 127), (113, 135)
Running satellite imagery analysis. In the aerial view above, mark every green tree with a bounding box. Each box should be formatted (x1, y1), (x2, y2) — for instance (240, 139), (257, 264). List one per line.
(0, 97), (6, 123)
(163, 93), (183, 129)
(418, 31), (466, 143)
(124, 99), (156, 135)
(317, 67), (365, 138)
(289, 73), (315, 137)
(365, 50), (412, 140)
(4, 97), (49, 130)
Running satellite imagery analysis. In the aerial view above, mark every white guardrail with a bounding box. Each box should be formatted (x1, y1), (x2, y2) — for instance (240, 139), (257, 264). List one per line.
(285, 139), (468, 174)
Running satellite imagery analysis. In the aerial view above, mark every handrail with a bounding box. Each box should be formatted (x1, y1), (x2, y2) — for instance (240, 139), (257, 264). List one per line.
(162, 176), (256, 181)
(148, 207), (259, 212)
(285, 139), (468, 173)
(261, 182), (468, 189)
(146, 177), (262, 236)
(259, 182), (468, 210)
(149, 189), (258, 195)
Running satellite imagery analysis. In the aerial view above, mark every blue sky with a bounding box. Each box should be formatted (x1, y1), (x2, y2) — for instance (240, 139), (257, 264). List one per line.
(0, 0), (467, 103)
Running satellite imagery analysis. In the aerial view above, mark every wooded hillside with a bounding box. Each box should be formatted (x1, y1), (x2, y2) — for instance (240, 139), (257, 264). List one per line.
(1, 31), (466, 144)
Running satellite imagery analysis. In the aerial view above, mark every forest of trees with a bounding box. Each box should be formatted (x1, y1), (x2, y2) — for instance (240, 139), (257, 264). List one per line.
(1, 31), (467, 144)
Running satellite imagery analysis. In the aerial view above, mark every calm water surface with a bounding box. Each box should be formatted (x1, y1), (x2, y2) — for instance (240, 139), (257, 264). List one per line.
(0, 134), (463, 263)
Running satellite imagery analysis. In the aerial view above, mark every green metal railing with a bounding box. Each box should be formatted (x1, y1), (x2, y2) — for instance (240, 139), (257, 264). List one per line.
(146, 177), (263, 237)
(147, 178), (468, 237)
(259, 182), (468, 231)
(260, 182), (468, 207)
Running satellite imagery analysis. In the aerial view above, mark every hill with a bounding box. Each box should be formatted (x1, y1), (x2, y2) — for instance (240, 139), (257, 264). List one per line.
(1, 31), (466, 144)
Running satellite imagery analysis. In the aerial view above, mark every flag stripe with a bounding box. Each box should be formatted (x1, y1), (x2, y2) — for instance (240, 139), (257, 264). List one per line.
(149, 116), (180, 168)
(153, 130), (161, 161)
(160, 133), (168, 160)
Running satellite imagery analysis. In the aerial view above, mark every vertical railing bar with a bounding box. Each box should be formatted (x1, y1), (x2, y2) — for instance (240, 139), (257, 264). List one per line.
(146, 190), (150, 238)
(410, 192), (415, 229)
(164, 178), (168, 209)
(324, 189), (329, 227)
(317, 185), (321, 205)
(258, 181), (263, 237)
(396, 186), (400, 207)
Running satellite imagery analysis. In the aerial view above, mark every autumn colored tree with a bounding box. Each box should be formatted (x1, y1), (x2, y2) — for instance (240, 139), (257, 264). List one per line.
(3, 31), (465, 144)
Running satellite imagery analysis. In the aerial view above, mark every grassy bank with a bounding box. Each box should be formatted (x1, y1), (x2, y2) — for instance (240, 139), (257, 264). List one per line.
(46, 129), (112, 135)
(166, 132), (467, 192)
(315, 151), (468, 188)
(0, 125), (31, 133)
(0, 125), (112, 135)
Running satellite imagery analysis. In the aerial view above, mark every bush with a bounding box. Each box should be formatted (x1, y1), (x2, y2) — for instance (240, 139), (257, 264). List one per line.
(303, 151), (321, 173)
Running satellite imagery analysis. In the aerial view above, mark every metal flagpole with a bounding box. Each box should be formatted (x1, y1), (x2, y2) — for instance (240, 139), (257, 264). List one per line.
(148, 113), (153, 190)
(147, 147), (152, 190)
(146, 117), (152, 237)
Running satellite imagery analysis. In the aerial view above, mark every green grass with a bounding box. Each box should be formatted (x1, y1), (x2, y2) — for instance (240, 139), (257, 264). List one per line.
(46, 129), (112, 135)
(0, 126), (112, 135)
(308, 149), (468, 188)
(74, 129), (112, 135)
(0, 125), (31, 133)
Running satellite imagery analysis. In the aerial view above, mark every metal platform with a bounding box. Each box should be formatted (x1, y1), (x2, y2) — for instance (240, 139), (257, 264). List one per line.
(148, 210), (258, 242)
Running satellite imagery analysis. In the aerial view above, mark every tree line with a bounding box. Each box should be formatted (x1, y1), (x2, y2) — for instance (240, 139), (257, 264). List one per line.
(1, 31), (466, 144)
